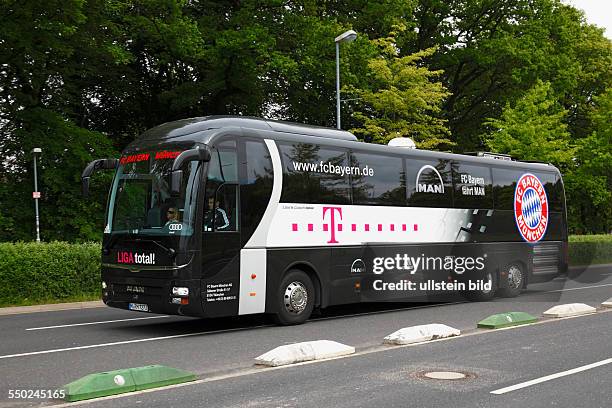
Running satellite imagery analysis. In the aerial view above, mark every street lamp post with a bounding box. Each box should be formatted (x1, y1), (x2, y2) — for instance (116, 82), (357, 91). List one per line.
(32, 147), (42, 242)
(335, 30), (357, 130)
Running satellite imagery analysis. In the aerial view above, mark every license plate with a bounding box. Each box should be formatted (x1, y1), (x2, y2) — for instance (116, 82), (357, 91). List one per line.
(128, 303), (149, 312)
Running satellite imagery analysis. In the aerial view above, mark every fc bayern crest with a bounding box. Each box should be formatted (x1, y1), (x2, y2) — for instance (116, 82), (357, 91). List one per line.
(514, 173), (549, 243)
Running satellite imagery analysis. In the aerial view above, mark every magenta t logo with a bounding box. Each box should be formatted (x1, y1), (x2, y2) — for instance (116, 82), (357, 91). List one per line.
(323, 206), (342, 244)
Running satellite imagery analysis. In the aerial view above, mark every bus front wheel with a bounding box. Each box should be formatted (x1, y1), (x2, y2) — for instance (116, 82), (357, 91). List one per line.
(274, 270), (315, 325)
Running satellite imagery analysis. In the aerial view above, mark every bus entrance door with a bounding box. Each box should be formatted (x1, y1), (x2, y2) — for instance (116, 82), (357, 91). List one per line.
(201, 183), (241, 317)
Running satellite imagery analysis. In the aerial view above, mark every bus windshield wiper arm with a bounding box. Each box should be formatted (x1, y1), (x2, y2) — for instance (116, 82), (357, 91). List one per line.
(103, 234), (121, 255)
(103, 230), (136, 255)
(134, 238), (176, 259)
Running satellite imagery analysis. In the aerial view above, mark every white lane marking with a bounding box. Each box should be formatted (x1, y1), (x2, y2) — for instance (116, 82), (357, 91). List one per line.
(26, 316), (170, 331)
(543, 283), (612, 293)
(313, 301), (467, 321)
(491, 358), (612, 395)
(0, 325), (270, 360)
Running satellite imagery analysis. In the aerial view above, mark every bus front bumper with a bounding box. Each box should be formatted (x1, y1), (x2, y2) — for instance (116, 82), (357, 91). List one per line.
(102, 278), (203, 317)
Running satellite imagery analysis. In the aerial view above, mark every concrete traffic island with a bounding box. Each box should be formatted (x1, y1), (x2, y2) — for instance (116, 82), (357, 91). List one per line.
(543, 303), (597, 318)
(477, 312), (537, 329)
(62, 365), (197, 402)
(254, 340), (355, 367)
(383, 324), (461, 345)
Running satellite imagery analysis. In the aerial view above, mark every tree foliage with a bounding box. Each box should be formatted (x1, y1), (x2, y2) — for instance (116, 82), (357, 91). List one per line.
(0, 0), (610, 240)
(484, 81), (574, 168)
(349, 38), (452, 149)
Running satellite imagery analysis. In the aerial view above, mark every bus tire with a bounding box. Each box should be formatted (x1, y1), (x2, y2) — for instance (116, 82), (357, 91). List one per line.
(273, 270), (315, 325)
(497, 263), (524, 298)
(462, 270), (496, 302)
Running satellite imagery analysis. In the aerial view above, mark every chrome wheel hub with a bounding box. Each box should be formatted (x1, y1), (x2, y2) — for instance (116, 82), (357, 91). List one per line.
(507, 265), (523, 289)
(284, 281), (308, 314)
(482, 272), (493, 294)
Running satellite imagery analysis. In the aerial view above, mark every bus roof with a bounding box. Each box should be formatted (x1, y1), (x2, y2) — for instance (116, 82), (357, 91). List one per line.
(132, 116), (560, 175)
(138, 116), (358, 142)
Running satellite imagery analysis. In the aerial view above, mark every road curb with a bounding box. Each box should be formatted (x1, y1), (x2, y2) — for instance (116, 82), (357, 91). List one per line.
(0, 301), (104, 316)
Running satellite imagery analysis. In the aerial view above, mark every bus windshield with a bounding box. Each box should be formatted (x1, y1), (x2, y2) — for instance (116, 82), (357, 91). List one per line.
(105, 150), (201, 236)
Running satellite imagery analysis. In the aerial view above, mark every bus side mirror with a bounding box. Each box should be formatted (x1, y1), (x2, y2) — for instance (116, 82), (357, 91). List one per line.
(170, 147), (210, 196)
(170, 170), (184, 196)
(81, 158), (118, 197)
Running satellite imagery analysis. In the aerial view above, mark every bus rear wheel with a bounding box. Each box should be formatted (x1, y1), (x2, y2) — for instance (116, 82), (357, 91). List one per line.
(274, 270), (315, 325)
(497, 263), (524, 298)
(462, 270), (496, 302)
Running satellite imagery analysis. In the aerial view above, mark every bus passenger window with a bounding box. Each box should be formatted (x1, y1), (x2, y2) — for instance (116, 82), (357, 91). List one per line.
(406, 159), (452, 208)
(350, 152), (405, 206)
(278, 142), (350, 204)
(492, 168), (530, 210)
(452, 163), (493, 209)
(204, 184), (238, 232)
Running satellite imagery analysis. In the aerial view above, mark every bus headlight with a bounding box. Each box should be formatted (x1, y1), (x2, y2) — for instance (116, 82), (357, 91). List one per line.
(172, 287), (189, 297)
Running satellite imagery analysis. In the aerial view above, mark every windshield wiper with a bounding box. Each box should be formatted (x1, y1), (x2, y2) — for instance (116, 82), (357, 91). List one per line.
(103, 230), (139, 255)
(133, 238), (176, 260)
(103, 233), (122, 255)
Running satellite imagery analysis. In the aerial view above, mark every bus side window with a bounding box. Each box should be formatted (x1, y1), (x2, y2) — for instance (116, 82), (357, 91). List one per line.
(278, 142), (350, 204)
(492, 168), (524, 210)
(406, 159), (452, 208)
(350, 152), (405, 206)
(215, 184), (238, 231)
(204, 140), (238, 232)
(532, 172), (563, 213)
(452, 163), (493, 209)
(492, 169), (560, 211)
(204, 184), (238, 232)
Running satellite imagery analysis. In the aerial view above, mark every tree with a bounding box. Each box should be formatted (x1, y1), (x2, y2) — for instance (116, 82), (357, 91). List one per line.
(349, 33), (452, 148)
(0, 0), (121, 241)
(484, 81), (574, 168)
(406, 0), (612, 150)
(565, 89), (612, 233)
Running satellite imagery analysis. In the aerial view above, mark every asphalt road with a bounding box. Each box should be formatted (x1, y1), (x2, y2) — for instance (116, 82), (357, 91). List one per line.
(0, 264), (610, 407)
(79, 312), (612, 408)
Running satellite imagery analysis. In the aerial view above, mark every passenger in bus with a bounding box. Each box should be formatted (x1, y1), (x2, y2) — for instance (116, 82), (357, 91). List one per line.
(204, 197), (230, 231)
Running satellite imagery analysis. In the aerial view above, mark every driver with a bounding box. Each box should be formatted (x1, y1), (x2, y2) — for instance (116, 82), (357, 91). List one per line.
(165, 207), (180, 225)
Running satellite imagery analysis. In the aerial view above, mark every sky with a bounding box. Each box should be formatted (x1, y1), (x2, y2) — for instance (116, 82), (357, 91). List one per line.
(566, 0), (612, 39)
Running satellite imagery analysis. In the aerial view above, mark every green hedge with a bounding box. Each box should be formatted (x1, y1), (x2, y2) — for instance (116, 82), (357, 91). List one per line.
(569, 235), (612, 266)
(0, 242), (101, 307)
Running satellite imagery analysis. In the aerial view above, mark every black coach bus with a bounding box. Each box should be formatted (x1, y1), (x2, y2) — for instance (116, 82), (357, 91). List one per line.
(83, 116), (568, 324)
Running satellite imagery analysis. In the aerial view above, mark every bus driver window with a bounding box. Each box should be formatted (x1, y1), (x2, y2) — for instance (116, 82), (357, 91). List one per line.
(204, 196), (228, 231)
(204, 185), (237, 232)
